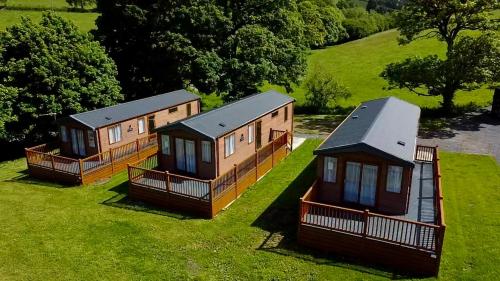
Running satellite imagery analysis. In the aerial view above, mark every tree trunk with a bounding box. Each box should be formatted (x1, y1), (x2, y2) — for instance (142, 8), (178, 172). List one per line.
(441, 91), (455, 115)
(492, 88), (500, 119)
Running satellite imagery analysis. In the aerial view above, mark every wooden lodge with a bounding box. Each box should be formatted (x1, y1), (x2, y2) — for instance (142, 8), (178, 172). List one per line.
(297, 97), (446, 276)
(128, 90), (294, 218)
(25, 90), (201, 185)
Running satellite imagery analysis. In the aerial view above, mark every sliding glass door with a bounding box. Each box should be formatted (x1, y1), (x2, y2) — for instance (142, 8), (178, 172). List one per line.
(175, 138), (196, 174)
(343, 161), (378, 207)
(70, 128), (86, 156)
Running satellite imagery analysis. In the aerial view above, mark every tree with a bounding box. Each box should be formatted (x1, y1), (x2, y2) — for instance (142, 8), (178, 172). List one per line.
(297, 1), (346, 48)
(305, 65), (351, 113)
(66, 0), (95, 9)
(94, 0), (307, 101)
(0, 13), (122, 143)
(381, 0), (500, 113)
(367, 0), (406, 13)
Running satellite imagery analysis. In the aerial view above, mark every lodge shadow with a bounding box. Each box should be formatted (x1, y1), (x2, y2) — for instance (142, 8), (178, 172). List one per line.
(251, 160), (422, 279)
(5, 169), (79, 189)
(101, 180), (198, 220)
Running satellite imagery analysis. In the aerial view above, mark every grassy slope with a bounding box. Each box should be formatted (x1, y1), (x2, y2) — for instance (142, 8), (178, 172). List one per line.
(0, 140), (499, 280)
(0, 10), (98, 32)
(263, 29), (493, 110)
(6, 0), (69, 9)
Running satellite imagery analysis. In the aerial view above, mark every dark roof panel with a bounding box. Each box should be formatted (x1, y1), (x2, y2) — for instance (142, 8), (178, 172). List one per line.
(67, 90), (199, 129)
(157, 90), (294, 139)
(315, 97), (420, 166)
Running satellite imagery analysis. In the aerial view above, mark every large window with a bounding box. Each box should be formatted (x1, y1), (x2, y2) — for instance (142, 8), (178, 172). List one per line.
(202, 141), (212, 163)
(285, 106), (289, 122)
(386, 165), (403, 193)
(323, 157), (337, 183)
(138, 118), (145, 134)
(88, 130), (96, 148)
(161, 134), (170, 155)
(108, 125), (122, 144)
(148, 115), (155, 131)
(248, 124), (254, 144)
(187, 103), (192, 116)
(60, 126), (68, 142)
(168, 107), (178, 113)
(271, 111), (279, 118)
(224, 134), (235, 157)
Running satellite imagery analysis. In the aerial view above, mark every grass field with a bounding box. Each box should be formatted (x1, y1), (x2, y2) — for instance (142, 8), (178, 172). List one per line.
(0, 139), (499, 280)
(5, 0), (69, 9)
(0, 9), (98, 32)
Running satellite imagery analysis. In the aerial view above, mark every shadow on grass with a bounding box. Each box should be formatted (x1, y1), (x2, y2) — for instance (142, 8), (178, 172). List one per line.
(294, 114), (347, 137)
(251, 160), (422, 280)
(100, 181), (199, 220)
(4, 169), (80, 189)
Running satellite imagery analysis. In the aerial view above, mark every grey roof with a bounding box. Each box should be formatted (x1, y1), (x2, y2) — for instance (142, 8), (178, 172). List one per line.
(315, 97), (421, 167)
(65, 90), (199, 129)
(156, 90), (294, 139)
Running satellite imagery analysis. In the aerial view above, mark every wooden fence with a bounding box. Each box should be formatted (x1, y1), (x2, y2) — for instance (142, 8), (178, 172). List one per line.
(25, 133), (158, 185)
(298, 145), (446, 276)
(128, 131), (291, 218)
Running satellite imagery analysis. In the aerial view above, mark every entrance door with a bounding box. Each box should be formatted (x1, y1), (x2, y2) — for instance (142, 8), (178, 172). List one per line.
(343, 162), (378, 207)
(175, 138), (197, 174)
(70, 128), (86, 156)
(175, 138), (186, 171)
(256, 121), (262, 149)
(185, 140), (196, 174)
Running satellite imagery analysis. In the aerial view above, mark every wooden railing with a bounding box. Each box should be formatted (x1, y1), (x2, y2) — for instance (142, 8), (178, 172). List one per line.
(128, 131), (291, 217)
(25, 133), (158, 184)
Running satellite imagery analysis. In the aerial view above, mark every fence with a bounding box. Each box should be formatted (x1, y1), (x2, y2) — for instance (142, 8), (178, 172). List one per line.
(128, 131), (291, 218)
(25, 133), (158, 185)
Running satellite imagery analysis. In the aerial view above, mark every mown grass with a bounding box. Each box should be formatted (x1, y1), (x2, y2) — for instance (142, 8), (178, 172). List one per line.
(0, 139), (498, 280)
(0, 9), (98, 32)
(5, 0), (68, 9)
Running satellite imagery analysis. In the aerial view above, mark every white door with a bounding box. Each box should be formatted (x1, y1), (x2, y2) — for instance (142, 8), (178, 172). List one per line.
(185, 140), (196, 174)
(176, 138), (186, 171)
(359, 164), (378, 207)
(344, 162), (361, 203)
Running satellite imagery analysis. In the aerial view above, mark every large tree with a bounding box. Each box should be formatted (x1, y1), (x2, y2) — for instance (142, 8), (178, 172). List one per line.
(381, 0), (500, 113)
(94, 0), (307, 101)
(0, 13), (122, 142)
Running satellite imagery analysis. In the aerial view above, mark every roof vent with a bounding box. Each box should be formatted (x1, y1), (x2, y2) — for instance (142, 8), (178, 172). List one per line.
(218, 122), (226, 127)
(105, 117), (112, 120)
(361, 106), (367, 109)
(352, 115), (359, 119)
(397, 141), (406, 146)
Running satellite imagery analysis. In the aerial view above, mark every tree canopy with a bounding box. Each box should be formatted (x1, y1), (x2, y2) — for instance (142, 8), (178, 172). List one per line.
(95, 0), (308, 101)
(0, 13), (122, 142)
(382, 0), (500, 113)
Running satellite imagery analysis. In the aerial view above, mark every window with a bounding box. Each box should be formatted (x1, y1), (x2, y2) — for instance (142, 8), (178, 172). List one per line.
(248, 124), (254, 144)
(386, 165), (403, 193)
(88, 130), (96, 148)
(108, 125), (121, 144)
(187, 103), (192, 116)
(323, 157), (337, 183)
(285, 106), (289, 122)
(271, 111), (279, 118)
(168, 107), (178, 113)
(148, 115), (155, 131)
(224, 134), (235, 157)
(161, 134), (170, 155)
(60, 126), (68, 142)
(138, 118), (145, 134)
(202, 141), (212, 163)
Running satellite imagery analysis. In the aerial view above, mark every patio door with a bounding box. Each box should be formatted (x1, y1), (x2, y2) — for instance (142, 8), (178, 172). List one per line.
(70, 128), (86, 156)
(343, 162), (377, 207)
(175, 138), (196, 174)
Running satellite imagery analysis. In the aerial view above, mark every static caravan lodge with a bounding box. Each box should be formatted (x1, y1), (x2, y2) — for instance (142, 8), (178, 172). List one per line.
(298, 97), (446, 276)
(25, 90), (200, 185)
(128, 90), (294, 218)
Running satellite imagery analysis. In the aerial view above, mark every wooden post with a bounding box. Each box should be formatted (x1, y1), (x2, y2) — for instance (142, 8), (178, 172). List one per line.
(165, 171), (170, 193)
(234, 164), (238, 198)
(290, 131), (293, 152)
(272, 139), (275, 167)
(136, 139), (140, 159)
(78, 159), (84, 182)
(109, 149), (114, 173)
(208, 180), (213, 203)
(363, 209), (369, 237)
(50, 154), (55, 170)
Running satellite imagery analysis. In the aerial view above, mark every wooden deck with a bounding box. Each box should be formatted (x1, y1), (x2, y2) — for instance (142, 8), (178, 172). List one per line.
(25, 134), (158, 185)
(298, 146), (446, 276)
(128, 131), (291, 218)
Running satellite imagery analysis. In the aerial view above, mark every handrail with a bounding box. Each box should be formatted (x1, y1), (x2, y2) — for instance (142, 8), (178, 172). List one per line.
(302, 200), (364, 215)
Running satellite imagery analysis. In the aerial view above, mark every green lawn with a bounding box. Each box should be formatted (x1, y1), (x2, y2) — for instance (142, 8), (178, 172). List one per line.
(0, 139), (498, 280)
(0, 9), (98, 32)
(5, 0), (69, 9)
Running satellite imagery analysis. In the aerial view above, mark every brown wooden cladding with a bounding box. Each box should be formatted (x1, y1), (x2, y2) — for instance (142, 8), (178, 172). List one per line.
(128, 132), (291, 218)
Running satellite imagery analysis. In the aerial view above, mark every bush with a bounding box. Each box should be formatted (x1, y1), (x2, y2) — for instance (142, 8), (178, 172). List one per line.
(341, 7), (394, 41)
(304, 65), (351, 113)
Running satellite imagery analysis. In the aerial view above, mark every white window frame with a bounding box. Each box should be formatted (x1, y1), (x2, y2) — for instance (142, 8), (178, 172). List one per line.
(386, 165), (403, 193)
(323, 156), (337, 183)
(224, 134), (235, 158)
(108, 125), (122, 144)
(201, 141), (212, 163)
(138, 118), (145, 134)
(60, 126), (68, 142)
(161, 134), (170, 155)
(248, 124), (254, 144)
(88, 130), (96, 148)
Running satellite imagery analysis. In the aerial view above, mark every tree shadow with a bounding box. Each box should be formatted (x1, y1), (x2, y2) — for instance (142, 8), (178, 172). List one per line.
(251, 160), (427, 279)
(294, 114), (348, 137)
(100, 181), (200, 220)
